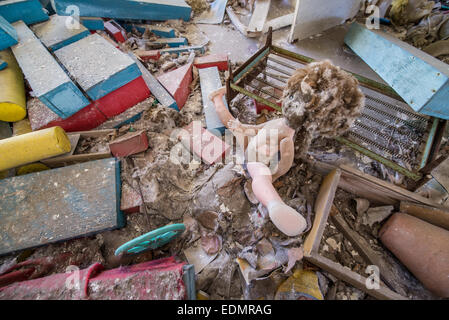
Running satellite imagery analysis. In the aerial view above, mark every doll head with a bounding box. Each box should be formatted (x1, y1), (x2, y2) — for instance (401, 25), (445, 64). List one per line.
(281, 60), (365, 155)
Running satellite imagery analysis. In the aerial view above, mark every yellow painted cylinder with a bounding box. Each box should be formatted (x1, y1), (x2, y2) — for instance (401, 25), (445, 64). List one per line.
(0, 126), (71, 171)
(0, 49), (26, 122)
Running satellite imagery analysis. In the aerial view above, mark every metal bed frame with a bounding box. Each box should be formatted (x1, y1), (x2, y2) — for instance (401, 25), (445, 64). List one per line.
(225, 28), (447, 185)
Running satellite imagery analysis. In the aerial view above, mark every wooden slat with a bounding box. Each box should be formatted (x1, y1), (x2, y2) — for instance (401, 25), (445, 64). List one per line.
(304, 253), (408, 300)
(303, 168), (341, 255)
(0, 158), (124, 256)
(400, 201), (449, 230)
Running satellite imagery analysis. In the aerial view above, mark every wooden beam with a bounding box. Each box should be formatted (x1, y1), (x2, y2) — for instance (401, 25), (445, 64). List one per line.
(400, 201), (449, 230)
(304, 253), (408, 300)
(303, 168), (341, 255)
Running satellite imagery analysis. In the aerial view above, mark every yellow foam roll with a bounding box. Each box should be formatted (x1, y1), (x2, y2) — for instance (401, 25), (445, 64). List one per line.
(0, 49), (26, 122)
(0, 126), (71, 171)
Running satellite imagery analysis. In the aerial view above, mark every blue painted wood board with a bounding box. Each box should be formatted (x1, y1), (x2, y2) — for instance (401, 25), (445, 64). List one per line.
(122, 23), (175, 38)
(345, 23), (449, 120)
(0, 59), (7, 70)
(0, 158), (125, 256)
(159, 44), (206, 56)
(196, 0), (228, 24)
(0, 14), (18, 50)
(81, 17), (105, 30)
(31, 14), (90, 51)
(53, 0), (192, 22)
(11, 21), (90, 119)
(0, 0), (49, 24)
(149, 37), (187, 48)
(199, 67), (228, 135)
(55, 33), (141, 100)
(130, 52), (179, 111)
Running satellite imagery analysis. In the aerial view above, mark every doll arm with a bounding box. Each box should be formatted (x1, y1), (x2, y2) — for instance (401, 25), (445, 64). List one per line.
(272, 138), (294, 182)
(209, 87), (263, 136)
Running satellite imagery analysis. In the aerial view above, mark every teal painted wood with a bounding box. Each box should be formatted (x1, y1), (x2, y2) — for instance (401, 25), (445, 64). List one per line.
(53, 0), (191, 22)
(0, 0), (49, 24)
(159, 44), (206, 56)
(0, 14), (18, 50)
(130, 52), (179, 111)
(122, 23), (175, 38)
(233, 47), (269, 82)
(149, 37), (187, 48)
(0, 59), (6, 70)
(55, 33), (141, 100)
(31, 15), (90, 51)
(182, 265), (196, 300)
(0, 158), (124, 256)
(345, 23), (449, 120)
(81, 17), (105, 30)
(11, 21), (90, 119)
(200, 67), (228, 135)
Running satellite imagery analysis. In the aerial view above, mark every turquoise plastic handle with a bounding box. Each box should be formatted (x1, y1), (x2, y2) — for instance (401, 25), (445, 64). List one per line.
(114, 223), (186, 256)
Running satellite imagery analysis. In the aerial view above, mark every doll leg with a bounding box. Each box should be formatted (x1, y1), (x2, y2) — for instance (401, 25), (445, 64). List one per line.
(247, 162), (307, 237)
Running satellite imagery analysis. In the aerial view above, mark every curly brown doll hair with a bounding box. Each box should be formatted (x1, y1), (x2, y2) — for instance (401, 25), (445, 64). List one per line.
(281, 60), (365, 156)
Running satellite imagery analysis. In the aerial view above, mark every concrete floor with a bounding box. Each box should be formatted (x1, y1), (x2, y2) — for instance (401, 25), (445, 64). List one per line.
(196, 1), (385, 84)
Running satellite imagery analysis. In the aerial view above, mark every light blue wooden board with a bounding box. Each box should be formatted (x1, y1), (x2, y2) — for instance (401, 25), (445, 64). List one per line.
(0, 158), (125, 256)
(81, 17), (105, 30)
(199, 67), (227, 135)
(11, 21), (90, 119)
(160, 44), (205, 56)
(149, 37), (187, 48)
(0, 14), (18, 50)
(53, 0), (192, 22)
(0, 0), (49, 24)
(122, 23), (175, 38)
(345, 23), (449, 119)
(196, 0), (228, 24)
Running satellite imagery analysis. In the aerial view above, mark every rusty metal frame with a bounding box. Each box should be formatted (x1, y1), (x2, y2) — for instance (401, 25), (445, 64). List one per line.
(225, 28), (445, 182)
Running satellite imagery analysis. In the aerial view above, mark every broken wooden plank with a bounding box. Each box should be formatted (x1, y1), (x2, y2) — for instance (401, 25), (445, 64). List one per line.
(148, 37), (187, 48)
(30, 14), (90, 51)
(199, 67), (228, 135)
(225, 6), (260, 38)
(247, 0), (271, 33)
(104, 19), (127, 43)
(109, 130), (149, 158)
(345, 22), (449, 119)
(308, 160), (439, 207)
(263, 13), (294, 33)
(55, 33), (142, 101)
(195, 0), (228, 24)
(53, 0), (192, 22)
(159, 44), (206, 56)
(303, 168), (341, 256)
(0, 0), (49, 25)
(122, 23), (176, 38)
(158, 61), (193, 110)
(0, 14), (18, 50)
(400, 201), (449, 230)
(304, 253), (407, 300)
(11, 21), (90, 119)
(330, 205), (408, 296)
(0, 158), (124, 256)
(194, 54), (228, 71)
(289, 0), (360, 42)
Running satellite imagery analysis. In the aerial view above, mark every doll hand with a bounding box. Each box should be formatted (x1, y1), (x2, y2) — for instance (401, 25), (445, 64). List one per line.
(227, 119), (243, 132)
(208, 86), (226, 101)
